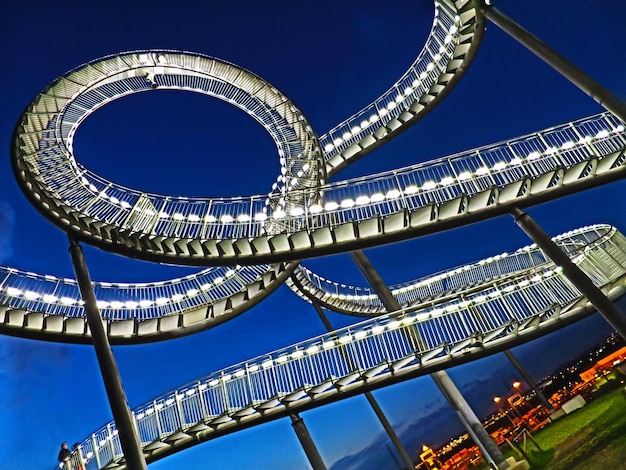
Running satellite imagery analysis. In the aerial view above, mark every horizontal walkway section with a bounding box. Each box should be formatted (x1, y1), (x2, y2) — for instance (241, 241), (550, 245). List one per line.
(59, 225), (626, 469)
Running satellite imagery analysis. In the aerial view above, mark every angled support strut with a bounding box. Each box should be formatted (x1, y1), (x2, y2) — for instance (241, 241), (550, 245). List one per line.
(350, 250), (509, 469)
(478, 0), (626, 122)
(512, 208), (626, 340)
(313, 302), (415, 470)
(290, 413), (327, 470)
(68, 236), (147, 470)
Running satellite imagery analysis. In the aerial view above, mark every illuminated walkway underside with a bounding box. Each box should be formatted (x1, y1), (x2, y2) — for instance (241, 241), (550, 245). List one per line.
(4, 110), (624, 343)
(64, 225), (626, 469)
(13, 2), (484, 267)
(4, 0), (488, 343)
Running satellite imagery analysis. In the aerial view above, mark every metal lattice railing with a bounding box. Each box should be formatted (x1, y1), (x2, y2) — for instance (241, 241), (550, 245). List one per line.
(289, 225), (610, 314)
(318, 1), (459, 163)
(16, 1), (484, 253)
(21, 110), (626, 245)
(0, 264), (271, 321)
(61, 225), (626, 469)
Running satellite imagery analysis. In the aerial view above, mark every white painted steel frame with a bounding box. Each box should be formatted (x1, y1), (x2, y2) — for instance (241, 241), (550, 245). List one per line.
(13, 1), (484, 266)
(4, 0), (484, 344)
(288, 223), (617, 315)
(3, 111), (625, 342)
(62, 225), (626, 469)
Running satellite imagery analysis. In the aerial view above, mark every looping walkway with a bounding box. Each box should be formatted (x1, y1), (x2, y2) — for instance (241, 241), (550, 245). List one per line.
(4, 0), (487, 343)
(3, 1), (625, 469)
(59, 224), (626, 469)
(12, 2), (483, 266)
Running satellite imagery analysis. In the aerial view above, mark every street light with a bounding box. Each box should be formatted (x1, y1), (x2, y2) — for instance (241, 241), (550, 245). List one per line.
(493, 396), (514, 428)
(509, 381), (525, 419)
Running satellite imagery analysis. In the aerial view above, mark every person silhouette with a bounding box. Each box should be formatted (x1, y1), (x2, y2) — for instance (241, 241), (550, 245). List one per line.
(57, 442), (71, 463)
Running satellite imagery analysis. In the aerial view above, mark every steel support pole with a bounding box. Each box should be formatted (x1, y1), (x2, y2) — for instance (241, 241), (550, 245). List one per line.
(478, 1), (626, 123)
(290, 414), (327, 470)
(349, 250), (508, 469)
(312, 303), (415, 470)
(511, 208), (626, 340)
(430, 370), (508, 470)
(364, 393), (415, 470)
(68, 237), (147, 470)
(503, 350), (553, 412)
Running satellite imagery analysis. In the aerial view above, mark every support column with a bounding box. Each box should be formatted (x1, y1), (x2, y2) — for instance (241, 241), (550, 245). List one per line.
(430, 370), (508, 470)
(68, 237), (147, 470)
(503, 350), (553, 412)
(313, 303), (415, 470)
(290, 414), (327, 470)
(349, 250), (508, 469)
(75, 445), (87, 470)
(478, 1), (626, 122)
(511, 208), (626, 340)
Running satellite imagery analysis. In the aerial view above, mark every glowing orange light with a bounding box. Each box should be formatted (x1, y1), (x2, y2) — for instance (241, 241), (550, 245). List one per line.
(513, 381), (521, 389)
(493, 396), (502, 404)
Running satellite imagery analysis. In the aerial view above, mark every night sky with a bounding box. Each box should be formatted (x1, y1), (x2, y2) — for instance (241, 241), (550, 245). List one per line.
(1, 1), (625, 469)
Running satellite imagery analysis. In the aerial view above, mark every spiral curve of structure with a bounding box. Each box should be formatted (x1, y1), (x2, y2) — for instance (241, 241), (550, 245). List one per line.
(2, 1), (626, 468)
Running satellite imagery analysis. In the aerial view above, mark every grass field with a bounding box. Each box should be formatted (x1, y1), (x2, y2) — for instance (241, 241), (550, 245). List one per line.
(513, 380), (626, 469)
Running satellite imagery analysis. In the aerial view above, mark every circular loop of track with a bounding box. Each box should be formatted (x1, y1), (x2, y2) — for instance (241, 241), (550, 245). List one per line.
(5, 0), (486, 343)
(12, 50), (324, 259)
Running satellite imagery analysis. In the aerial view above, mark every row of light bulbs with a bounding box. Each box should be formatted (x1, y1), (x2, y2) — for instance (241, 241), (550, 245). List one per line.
(74, 125), (621, 230)
(300, 251), (514, 302)
(1, 268), (239, 309)
(320, 12), (460, 152)
(158, 265), (566, 400)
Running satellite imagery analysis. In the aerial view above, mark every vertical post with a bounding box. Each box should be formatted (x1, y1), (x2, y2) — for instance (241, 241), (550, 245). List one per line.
(290, 414), (327, 470)
(503, 350), (553, 412)
(478, 1), (626, 122)
(313, 303), (415, 470)
(511, 208), (626, 340)
(76, 445), (87, 470)
(431, 370), (508, 469)
(68, 236), (147, 470)
(349, 250), (509, 469)
(92, 434), (102, 468)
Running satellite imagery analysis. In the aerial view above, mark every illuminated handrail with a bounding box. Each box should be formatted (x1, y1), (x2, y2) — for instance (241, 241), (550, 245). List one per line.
(18, 108), (626, 245)
(289, 225), (613, 314)
(300, 113), (624, 229)
(4, 111), (625, 343)
(0, 264), (271, 320)
(6, 0), (488, 345)
(1, 223), (609, 343)
(67, 225), (626, 469)
(0, 261), (296, 344)
(318, 1), (462, 170)
(14, 1), (487, 267)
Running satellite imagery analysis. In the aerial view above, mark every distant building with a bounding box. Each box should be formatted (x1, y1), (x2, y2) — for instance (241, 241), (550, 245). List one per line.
(579, 346), (626, 382)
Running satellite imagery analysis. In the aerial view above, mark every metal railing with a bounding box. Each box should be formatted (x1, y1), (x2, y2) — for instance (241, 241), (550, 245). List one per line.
(289, 225), (611, 314)
(63, 225), (626, 469)
(0, 264), (271, 321)
(15, 1), (483, 252)
(21, 110), (626, 246)
(318, 1), (459, 162)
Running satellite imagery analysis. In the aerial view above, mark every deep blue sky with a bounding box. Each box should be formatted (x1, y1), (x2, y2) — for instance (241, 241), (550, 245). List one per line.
(1, 1), (625, 469)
